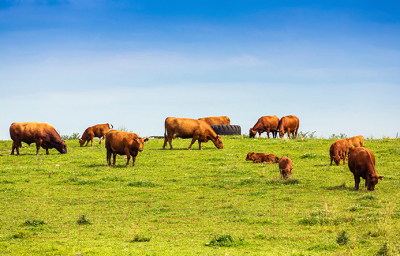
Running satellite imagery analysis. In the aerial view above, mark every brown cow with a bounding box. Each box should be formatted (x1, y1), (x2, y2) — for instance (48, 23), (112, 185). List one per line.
(10, 122), (67, 155)
(279, 156), (293, 179)
(249, 115), (279, 138)
(246, 152), (280, 163)
(105, 130), (149, 167)
(348, 147), (383, 191)
(198, 116), (230, 125)
(329, 139), (350, 166)
(277, 115), (300, 138)
(162, 117), (223, 150)
(347, 135), (364, 150)
(79, 123), (113, 147)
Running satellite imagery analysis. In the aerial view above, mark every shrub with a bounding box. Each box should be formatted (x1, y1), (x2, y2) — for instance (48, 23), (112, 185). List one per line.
(375, 242), (390, 256)
(24, 219), (45, 227)
(205, 234), (246, 247)
(336, 230), (349, 245)
(61, 132), (80, 140)
(77, 215), (91, 225)
(131, 234), (151, 242)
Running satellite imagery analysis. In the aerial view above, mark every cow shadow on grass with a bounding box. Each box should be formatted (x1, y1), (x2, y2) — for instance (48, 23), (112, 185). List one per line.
(324, 183), (355, 191)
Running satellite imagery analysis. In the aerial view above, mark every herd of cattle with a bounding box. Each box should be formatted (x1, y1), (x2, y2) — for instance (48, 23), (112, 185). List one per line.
(8, 115), (383, 191)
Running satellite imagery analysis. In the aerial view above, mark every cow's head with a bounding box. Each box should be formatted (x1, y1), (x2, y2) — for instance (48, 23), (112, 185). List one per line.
(246, 152), (255, 161)
(278, 129), (285, 138)
(249, 128), (257, 138)
(212, 135), (223, 149)
(280, 168), (292, 179)
(56, 140), (67, 154)
(131, 137), (146, 152)
(367, 174), (383, 191)
(79, 138), (85, 147)
(333, 156), (341, 166)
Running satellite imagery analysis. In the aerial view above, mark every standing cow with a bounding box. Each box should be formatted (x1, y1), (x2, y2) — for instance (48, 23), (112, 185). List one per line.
(163, 117), (223, 150)
(277, 115), (300, 138)
(279, 156), (293, 179)
(79, 123), (113, 147)
(198, 116), (230, 125)
(249, 115), (279, 138)
(10, 122), (67, 155)
(329, 139), (350, 166)
(347, 135), (364, 150)
(105, 130), (148, 167)
(348, 147), (383, 191)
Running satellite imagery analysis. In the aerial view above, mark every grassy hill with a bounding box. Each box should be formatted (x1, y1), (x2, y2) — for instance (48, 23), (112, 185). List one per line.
(0, 136), (399, 255)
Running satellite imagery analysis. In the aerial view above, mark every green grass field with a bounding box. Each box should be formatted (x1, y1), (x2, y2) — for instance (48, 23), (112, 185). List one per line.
(0, 136), (399, 255)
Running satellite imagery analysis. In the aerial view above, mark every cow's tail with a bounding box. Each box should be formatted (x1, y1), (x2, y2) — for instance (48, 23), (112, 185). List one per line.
(109, 124), (113, 129)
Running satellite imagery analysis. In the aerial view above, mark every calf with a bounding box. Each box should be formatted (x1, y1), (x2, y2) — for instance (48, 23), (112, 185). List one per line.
(347, 135), (364, 150)
(246, 152), (280, 163)
(279, 156), (293, 179)
(79, 123), (113, 147)
(348, 147), (383, 191)
(105, 130), (148, 167)
(329, 139), (350, 166)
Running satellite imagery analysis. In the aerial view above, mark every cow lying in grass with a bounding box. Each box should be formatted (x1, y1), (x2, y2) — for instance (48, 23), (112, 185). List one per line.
(246, 152), (280, 163)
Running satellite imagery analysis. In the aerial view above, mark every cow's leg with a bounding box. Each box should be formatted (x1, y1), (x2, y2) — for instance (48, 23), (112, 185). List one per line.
(11, 141), (16, 155)
(267, 128), (270, 139)
(85, 140), (89, 147)
(258, 131), (262, 138)
(113, 153), (117, 165)
(125, 148), (131, 166)
(99, 136), (104, 144)
(46, 148), (49, 155)
(188, 137), (197, 150)
(287, 129), (291, 139)
(354, 175), (360, 190)
(198, 140), (202, 150)
(106, 148), (111, 166)
(35, 139), (42, 155)
(162, 135), (167, 149)
(91, 137), (94, 147)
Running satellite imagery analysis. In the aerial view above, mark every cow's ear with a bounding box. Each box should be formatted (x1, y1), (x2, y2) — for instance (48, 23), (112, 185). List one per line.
(378, 176), (384, 180)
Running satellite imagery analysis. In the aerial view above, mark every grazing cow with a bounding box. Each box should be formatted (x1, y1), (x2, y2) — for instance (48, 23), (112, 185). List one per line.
(277, 115), (300, 138)
(105, 130), (149, 167)
(347, 135), (364, 150)
(79, 123), (113, 147)
(246, 152), (280, 163)
(279, 156), (293, 179)
(9, 122), (67, 155)
(198, 116), (230, 125)
(249, 115), (279, 138)
(329, 139), (350, 166)
(163, 117), (223, 150)
(348, 147), (383, 191)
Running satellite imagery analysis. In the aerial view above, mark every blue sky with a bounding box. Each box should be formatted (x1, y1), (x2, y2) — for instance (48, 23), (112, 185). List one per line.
(1, 0), (399, 139)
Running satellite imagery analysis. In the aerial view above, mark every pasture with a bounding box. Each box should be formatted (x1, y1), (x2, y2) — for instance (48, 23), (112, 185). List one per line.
(0, 136), (399, 255)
